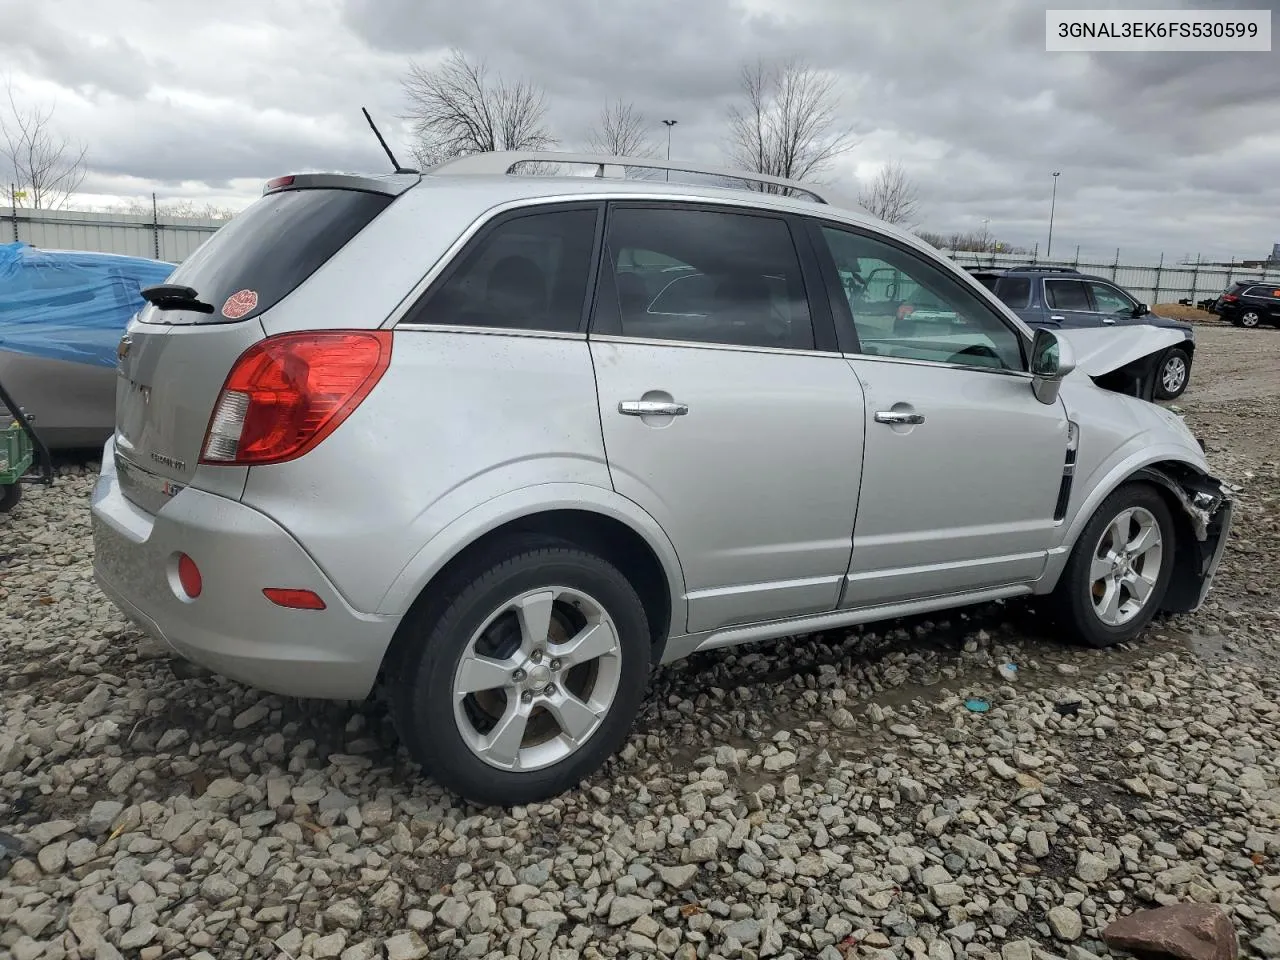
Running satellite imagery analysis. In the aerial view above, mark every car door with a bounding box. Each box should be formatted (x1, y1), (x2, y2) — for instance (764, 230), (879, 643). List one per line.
(1042, 277), (1099, 328)
(1247, 285), (1280, 322)
(1084, 279), (1142, 326)
(588, 203), (866, 635)
(810, 222), (1071, 608)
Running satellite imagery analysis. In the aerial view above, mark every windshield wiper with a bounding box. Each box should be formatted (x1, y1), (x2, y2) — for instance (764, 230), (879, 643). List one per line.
(140, 284), (215, 313)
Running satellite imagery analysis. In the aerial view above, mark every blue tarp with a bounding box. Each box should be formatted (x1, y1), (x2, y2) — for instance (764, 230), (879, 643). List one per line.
(0, 242), (175, 368)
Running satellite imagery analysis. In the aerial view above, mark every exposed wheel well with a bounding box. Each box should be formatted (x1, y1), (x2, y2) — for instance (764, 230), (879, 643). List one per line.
(1055, 461), (1220, 616)
(389, 509), (674, 666)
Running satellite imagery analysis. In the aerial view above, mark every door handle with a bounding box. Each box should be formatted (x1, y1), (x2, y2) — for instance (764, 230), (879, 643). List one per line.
(619, 400), (689, 417)
(1050, 315), (1065, 321)
(875, 411), (925, 425)
(1102, 317), (1116, 324)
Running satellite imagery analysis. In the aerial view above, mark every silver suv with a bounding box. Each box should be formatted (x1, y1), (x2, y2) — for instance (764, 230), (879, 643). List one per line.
(92, 152), (1233, 806)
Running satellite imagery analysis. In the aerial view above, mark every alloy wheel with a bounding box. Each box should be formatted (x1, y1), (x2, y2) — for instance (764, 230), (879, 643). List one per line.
(451, 586), (622, 771)
(1161, 354), (1187, 394)
(1089, 506), (1163, 626)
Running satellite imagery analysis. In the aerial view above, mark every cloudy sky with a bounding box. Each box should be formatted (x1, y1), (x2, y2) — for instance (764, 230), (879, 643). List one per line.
(1, 0), (1276, 261)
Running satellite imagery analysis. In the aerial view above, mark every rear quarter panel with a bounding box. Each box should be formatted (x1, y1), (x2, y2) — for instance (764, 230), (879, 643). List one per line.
(237, 328), (618, 615)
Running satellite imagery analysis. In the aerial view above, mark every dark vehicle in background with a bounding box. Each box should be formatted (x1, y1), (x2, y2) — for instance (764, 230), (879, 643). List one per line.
(967, 265), (1196, 401)
(0, 243), (174, 449)
(1212, 280), (1280, 328)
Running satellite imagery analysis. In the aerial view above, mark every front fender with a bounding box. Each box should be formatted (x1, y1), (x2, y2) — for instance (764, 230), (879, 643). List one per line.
(1041, 441), (1211, 589)
(375, 482), (689, 627)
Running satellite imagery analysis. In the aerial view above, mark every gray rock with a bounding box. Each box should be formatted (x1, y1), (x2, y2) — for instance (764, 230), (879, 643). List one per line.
(1076, 851), (1110, 883)
(325, 898), (363, 930)
(1049, 906), (1084, 941)
(87, 800), (124, 835)
(384, 933), (431, 960)
(608, 895), (653, 925)
(656, 863), (700, 890)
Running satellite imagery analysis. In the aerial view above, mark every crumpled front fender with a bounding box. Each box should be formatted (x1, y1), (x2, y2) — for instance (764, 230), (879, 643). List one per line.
(1135, 463), (1234, 614)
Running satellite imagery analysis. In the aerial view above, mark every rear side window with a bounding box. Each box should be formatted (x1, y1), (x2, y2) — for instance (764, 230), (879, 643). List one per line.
(596, 206), (815, 351)
(1044, 279), (1092, 311)
(402, 208), (598, 333)
(153, 189), (391, 324)
(993, 276), (1031, 308)
(1245, 285), (1280, 300)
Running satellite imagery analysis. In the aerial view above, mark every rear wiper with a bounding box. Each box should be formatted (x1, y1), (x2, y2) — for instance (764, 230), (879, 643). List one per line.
(140, 284), (215, 313)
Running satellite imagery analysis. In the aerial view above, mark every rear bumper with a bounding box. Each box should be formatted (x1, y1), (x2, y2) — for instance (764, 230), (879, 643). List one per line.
(91, 440), (399, 700)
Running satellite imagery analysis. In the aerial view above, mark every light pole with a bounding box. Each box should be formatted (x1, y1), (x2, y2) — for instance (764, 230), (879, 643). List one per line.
(661, 120), (677, 181)
(981, 218), (991, 254)
(1047, 171), (1060, 258)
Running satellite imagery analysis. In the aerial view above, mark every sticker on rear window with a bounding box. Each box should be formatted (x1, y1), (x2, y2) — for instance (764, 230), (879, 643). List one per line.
(221, 289), (259, 319)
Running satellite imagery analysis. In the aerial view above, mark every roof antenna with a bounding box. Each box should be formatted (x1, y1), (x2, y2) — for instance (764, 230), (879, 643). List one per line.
(362, 107), (417, 174)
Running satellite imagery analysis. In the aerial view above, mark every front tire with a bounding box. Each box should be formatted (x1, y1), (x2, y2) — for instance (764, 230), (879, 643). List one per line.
(1050, 483), (1175, 649)
(387, 540), (651, 807)
(1154, 347), (1190, 400)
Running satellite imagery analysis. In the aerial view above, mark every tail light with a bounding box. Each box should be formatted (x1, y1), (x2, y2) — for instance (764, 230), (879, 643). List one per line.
(1223, 294), (1239, 302)
(201, 330), (392, 466)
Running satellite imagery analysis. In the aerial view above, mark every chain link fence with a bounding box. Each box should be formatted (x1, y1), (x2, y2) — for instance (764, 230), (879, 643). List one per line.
(948, 249), (1280, 307)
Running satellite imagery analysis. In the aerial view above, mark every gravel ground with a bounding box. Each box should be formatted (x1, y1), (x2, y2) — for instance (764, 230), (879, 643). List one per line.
(2, 323), (1278, 960)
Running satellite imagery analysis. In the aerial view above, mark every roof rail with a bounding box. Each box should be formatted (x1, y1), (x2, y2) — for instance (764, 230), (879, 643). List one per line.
(425, 151), (832, 204)
(1003, 264), (1080, 274)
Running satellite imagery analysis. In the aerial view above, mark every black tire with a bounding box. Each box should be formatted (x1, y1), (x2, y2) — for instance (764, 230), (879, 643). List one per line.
(1049, 483), (1176, 649)
(1154, 347), (1191, 401)
(386, 539), (651, 807)
(0, 483), (21, 514)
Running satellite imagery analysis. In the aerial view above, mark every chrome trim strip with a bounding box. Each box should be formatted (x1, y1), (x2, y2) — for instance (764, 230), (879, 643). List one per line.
(843, 352), (1034, 379)
(692, 583), (1033, 653)
(394, 323), (587, 341)
(590, 333), (844, 359)
(685, 573), (844, 603)
(843, 550), (1045, 584)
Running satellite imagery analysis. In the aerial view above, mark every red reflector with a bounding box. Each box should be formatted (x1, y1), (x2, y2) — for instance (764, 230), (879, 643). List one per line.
(266, 175), (296, 190)
(263, 588), (326, 610)
(178, 554), (202, 598)
(200, 330), (392, 466)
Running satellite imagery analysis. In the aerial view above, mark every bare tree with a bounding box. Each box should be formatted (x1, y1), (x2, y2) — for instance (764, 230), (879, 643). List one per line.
(118, 197), (237, 220)
(858, 161), (921, 227)
(1, 81), (87, 210)
(401, 49), (556, 168)
(586, 99), (654, 158)
(725, 57), (855, 193)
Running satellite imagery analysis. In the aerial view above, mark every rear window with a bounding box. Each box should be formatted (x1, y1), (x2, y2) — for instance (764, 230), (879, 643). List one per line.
(146, 188), (392, 324)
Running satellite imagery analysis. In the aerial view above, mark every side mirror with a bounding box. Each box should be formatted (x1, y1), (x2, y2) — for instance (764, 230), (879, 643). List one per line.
(1030, 328), (1076, 405)
(1134, 302), (1150, 317)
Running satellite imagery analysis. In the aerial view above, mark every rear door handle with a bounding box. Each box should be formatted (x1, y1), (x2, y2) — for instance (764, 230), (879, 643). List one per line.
(875, 411), (925, 425)
(619, 400), (689, 417)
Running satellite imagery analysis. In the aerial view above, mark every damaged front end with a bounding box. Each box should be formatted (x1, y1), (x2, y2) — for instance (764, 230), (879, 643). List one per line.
(1056, 326), (1190, 403)
(1136, 463), (1234, 614)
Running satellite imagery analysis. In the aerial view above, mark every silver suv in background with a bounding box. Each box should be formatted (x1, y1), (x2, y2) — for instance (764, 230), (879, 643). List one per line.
(92, 153), (1233, 806)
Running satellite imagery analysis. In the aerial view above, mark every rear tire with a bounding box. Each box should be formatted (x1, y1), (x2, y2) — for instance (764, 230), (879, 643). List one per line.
(1050, 483), (1175, 649)
(1240, 311), (1261, 328)
(387, 540), (651, 807)
(1154, 347), (1190, 400)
